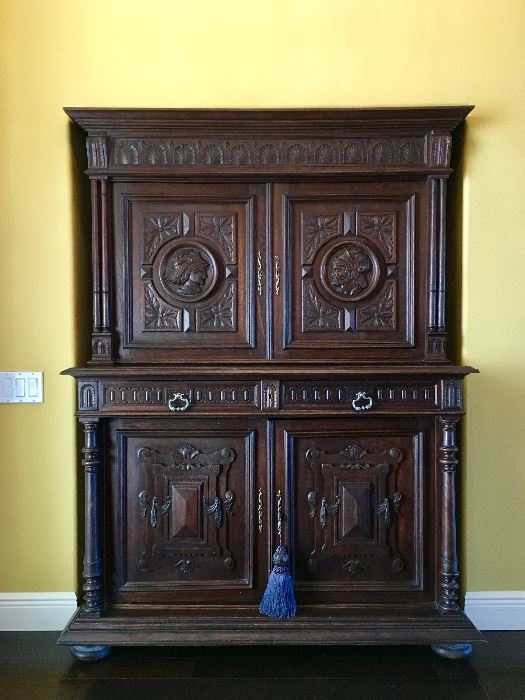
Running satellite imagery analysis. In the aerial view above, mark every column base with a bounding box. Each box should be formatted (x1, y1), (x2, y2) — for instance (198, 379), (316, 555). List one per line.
(431, 643), (473, 659)
(70, 645), (111, 661)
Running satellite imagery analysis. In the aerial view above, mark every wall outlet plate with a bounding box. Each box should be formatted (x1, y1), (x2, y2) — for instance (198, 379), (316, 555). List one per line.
(0, 372), (43, 403)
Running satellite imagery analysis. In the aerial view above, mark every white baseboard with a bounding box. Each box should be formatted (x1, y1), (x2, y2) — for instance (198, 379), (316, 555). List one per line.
(465, 591), (525, 630)
(0, 593), (77, 631)
(0, 591), (523, 631)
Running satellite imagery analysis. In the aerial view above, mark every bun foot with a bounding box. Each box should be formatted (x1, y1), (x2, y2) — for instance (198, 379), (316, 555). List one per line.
(70, 645), (111, 661)
(431, 643), (473, 659)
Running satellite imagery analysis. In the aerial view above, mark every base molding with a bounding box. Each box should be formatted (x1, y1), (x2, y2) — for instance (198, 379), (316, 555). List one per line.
(0, 593), (77, 631)
(58, 605), (484, 647)
(4, 592), (521, 633)
(465, 591), (525, 630)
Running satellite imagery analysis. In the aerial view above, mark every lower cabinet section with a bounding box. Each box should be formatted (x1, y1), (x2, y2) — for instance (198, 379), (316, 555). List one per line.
(58, 411), (484, 650)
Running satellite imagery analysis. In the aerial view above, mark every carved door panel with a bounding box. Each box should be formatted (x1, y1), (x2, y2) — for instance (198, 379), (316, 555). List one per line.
(114, 182), (266, 361)
(273, 182), (427, 361)
(107, 417), (267, 605)
(277, 418), (433, 605)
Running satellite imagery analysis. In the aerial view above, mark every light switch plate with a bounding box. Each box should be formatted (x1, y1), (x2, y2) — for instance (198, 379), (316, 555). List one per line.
(0, 372), (44, 403)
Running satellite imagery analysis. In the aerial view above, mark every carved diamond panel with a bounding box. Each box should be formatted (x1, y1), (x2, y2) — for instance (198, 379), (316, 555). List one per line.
(340, 482), (374, 540)
(170, 482), (203, 539)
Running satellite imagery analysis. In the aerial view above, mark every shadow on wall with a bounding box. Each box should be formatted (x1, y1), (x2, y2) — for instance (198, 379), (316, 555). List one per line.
(68, 117), (92, 598)
(446, 118), (466, 367)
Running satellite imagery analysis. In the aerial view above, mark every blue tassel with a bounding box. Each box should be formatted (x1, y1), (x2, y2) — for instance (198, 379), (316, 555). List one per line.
(259, 545), (297, 619)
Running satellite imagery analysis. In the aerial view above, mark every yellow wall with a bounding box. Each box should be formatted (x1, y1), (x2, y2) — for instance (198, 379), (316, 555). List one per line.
(1, 0), (524, 593)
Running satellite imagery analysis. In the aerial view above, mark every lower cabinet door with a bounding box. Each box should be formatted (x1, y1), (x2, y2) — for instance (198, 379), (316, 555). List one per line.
(276, 418), (435, 605)
(107, 417), (267, 605)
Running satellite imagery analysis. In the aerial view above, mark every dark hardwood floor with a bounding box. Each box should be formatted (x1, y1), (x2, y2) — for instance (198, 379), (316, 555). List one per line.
(0, 632), (524, 699)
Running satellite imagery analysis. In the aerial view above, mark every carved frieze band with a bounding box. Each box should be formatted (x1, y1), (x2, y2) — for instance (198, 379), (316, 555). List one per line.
(108, 137), (428, 168)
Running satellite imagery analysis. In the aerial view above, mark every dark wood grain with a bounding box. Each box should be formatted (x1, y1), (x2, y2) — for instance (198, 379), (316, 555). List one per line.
(61, 107), (480, 655)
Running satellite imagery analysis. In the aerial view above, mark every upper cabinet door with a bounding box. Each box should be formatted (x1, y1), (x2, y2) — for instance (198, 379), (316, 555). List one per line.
(273, 182), (427, 361)
(114, 182), (267, 361)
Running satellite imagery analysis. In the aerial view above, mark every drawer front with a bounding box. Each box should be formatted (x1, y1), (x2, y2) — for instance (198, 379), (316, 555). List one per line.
(79, 381), (260, 414)
(281, 379), (460, 413)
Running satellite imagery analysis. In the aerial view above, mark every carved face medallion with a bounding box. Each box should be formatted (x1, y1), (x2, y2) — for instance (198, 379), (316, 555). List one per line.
(158, 243), (218, 302)
(321, 241), (379, 301)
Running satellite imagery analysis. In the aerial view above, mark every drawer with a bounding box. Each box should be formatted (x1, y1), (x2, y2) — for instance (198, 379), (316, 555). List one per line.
(280, 379), (462, 414)
(77, 380), (260, 415)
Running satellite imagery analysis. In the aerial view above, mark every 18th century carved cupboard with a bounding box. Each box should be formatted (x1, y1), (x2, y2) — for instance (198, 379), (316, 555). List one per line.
(58, 108), (482, 659)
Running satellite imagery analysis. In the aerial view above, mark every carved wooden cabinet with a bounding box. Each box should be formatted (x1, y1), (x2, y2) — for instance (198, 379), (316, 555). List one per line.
(59, 108), (482, 659)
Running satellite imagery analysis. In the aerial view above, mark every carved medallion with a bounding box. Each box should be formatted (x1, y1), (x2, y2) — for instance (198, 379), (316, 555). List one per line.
(320, 241), (379, 302)
(157, 241), (218, 303)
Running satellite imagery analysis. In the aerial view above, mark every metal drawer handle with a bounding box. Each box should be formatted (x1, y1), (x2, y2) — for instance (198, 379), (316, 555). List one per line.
(352, 391), (373, 411)
(168, 392), (191, 412)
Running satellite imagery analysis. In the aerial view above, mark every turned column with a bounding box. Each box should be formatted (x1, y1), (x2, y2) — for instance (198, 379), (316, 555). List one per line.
(438, 417), (461, 613)
(80, 419), (104, 616)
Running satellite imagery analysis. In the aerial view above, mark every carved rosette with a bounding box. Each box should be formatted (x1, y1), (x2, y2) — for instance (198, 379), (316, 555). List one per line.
(144, 284), (181, 330)
(303, 281), (343, 331)
(357, 282), (396, 330)
(358, 214), (396, 262)
(197, 215), (236, 263)
(144, 213), (188, 262)
(302, 215), (341, 263)
(196, 283), (235, 331)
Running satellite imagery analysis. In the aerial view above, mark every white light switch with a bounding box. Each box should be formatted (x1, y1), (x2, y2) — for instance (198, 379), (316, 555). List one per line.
(0, 372), (43, 403)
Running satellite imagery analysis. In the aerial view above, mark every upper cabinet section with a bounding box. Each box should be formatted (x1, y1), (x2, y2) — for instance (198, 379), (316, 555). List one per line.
(65, 107), (473, 364)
